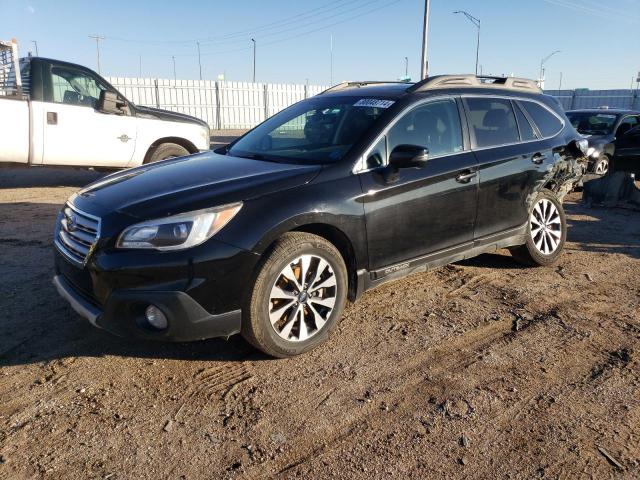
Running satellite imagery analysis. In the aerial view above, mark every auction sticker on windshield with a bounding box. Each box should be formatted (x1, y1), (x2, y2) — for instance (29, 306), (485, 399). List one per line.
(354, 99), (395, 108)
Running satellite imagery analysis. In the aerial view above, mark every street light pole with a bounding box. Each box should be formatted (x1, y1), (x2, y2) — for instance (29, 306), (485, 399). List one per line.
(420, 0), (431, 79)
(172, 56), (177, 81)
(404, 56), (409, 77)
(251, 38), (256, 83)
(197, 41), (203, 80)
(453, 11), (480, 76)
(539, 50), (561, 88)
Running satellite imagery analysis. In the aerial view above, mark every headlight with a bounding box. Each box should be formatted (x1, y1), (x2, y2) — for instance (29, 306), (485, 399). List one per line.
(117, 203), (242, 250)
(586, 147), (600, 159)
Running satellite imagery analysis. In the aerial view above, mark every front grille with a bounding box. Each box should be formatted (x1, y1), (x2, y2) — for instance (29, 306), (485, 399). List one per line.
(54, 204), (100, 266)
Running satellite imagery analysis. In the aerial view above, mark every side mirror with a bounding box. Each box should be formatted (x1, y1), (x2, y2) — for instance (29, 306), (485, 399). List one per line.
(98, 90), (126, 115)
(389, 144), (429, 169)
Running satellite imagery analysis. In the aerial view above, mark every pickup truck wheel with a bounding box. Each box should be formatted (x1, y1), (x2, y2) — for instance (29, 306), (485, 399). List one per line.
(242, 232), (348, 358)
(509, 190), (567, 267)
(146, 143), (190, 163)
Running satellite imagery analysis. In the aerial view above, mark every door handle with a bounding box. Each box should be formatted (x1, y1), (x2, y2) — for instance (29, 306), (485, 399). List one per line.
(532, 153), (547, 164)
(456, 171), (477, 183)
(47, 112), (58, 125)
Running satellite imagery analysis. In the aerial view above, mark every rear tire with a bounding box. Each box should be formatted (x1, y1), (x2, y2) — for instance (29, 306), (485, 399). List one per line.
(510, 190), (567, 267)
(146, 143), (190, 163)
(242, 232), (348, 358)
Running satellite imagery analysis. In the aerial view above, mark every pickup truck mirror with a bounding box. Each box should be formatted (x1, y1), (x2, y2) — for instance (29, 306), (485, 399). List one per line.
(98, 90), (126, 115)
(388, 144), (429, 169)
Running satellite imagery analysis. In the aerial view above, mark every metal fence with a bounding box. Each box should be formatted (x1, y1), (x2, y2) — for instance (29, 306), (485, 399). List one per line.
(544, 89), (640, 111)
(106, 77), (327, 130)
(105, 77), (640, 130)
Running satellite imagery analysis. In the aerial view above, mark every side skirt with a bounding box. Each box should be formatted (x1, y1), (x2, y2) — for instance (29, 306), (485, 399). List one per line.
(353, 224), (527, 298)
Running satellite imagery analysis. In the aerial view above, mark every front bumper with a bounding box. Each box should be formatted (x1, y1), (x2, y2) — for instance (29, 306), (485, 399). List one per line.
(53, 274), (241, 341)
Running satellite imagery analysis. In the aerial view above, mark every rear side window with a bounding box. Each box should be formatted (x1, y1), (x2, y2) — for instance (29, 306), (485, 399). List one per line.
(465, 97), (519, 148)
(514, 103), (538, 141)
(519, 101), (563, 138)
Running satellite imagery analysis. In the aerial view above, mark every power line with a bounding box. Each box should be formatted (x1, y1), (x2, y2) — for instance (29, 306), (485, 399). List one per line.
(102, 0), (370, 45)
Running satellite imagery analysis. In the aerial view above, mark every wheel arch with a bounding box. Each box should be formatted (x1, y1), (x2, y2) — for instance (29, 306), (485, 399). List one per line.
(254, 222), (361, 302)
(143, 137), (199, 163)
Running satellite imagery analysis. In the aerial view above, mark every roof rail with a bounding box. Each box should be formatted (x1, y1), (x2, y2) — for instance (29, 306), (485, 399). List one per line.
(407, 75), (542, 94)
(320, 80), (411, 95)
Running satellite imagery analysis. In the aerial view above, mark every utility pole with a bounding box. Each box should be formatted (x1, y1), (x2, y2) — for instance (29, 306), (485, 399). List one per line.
(251, 38), (256, 82)
(88, 35), (105, 74)
(404, 56), (409, 77)
(197, 41), (202, 80)
(420, 0), (431, 79)
(330, 35), (334, 85)
(453, 11), (480, 76)
(31, 40), (39, 56)
(172, 56), (177, 81)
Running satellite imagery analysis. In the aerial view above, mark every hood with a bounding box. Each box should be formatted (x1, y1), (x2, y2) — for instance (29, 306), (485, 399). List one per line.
(134, 105), (209, 129)
(69, 152), (321, 219)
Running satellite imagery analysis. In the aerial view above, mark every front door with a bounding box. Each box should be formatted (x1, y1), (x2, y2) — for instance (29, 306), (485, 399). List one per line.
(359, 97), (478, 270)
(39, 63), (136, 167)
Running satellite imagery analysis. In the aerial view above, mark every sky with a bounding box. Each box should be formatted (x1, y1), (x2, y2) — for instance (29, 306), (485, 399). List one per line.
(2, 0), (639, 89)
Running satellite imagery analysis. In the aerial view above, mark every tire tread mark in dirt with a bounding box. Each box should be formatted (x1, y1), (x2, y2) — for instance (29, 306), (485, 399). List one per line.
(172, 362), (253, 422)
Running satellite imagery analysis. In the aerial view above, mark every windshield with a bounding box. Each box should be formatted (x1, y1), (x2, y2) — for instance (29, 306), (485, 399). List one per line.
(566, 112), (618, 135)
(227, 96), (392, 164)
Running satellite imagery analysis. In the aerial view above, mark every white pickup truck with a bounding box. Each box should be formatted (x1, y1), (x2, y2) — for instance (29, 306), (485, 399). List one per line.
(0, 48), (210, 168)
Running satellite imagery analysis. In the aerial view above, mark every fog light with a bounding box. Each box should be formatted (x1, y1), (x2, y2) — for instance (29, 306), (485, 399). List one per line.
(145, 305), (168, 330)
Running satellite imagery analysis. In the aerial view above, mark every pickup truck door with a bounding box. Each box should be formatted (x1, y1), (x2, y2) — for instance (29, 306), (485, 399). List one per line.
(37, 64), (136, 167)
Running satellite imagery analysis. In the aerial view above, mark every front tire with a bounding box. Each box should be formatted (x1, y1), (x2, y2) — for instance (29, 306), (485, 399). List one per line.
(146, 143), (190, 163)
(242, 232), (348, 358)
(510, 190), (567, 267)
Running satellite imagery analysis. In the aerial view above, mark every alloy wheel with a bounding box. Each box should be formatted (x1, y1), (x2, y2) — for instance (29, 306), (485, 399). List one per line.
(595, 158), (609, 175)
(269, 254), (338, 342)
(530, 199), (562, 255)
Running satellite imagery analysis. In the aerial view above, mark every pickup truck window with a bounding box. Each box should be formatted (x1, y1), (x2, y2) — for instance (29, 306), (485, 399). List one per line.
(51, 66), (106, 108)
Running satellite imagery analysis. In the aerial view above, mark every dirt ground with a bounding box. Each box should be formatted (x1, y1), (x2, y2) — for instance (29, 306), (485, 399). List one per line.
(0, 155), (639, 479)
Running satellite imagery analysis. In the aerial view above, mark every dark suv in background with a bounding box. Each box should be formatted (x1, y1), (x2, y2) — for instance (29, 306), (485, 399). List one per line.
(53, 75), (585, 358)
(566, 109), (640, 175)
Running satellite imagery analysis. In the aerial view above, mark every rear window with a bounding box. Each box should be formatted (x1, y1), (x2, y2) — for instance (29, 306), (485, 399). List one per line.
(519, 101), (563, 138)
(465, 97), (519, 148)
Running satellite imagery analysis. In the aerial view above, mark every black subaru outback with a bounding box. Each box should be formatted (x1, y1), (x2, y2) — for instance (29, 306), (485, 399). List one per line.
(53, 75), (585, 358)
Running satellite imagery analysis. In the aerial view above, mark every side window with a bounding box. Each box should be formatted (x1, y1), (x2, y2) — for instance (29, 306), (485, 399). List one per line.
(366, 136), (387, 169)
(466, 97), (519, 148)
(519, 100), (563, 138)
(387, 98), (463, 158)
(514, 102), (538, 141)
(51, 66), (106, 108)
(616, 116), (639, 137)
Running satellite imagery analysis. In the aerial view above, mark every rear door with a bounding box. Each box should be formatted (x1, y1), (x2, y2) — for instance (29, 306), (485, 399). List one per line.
(359, 96), (479, 270)
(38, 62), (137, 167)
(464, 96), (561, 239)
